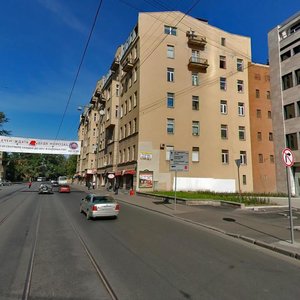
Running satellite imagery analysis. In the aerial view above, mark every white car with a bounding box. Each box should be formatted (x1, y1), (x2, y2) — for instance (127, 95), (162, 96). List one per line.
(80, 194), (120, 220)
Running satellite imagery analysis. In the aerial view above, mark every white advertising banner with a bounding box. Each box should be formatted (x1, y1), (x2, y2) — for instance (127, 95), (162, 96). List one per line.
(0, 136), (81, 155)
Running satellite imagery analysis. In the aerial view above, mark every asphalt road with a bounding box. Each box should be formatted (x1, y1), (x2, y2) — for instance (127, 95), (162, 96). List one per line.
(1, 183), (300, 299)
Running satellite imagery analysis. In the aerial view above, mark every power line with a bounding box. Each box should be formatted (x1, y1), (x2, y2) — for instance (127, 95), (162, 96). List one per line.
(54, 0), (104, 141)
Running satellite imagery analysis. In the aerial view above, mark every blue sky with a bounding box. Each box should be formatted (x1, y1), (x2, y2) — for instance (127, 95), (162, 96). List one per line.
(0, 0), (299, 140)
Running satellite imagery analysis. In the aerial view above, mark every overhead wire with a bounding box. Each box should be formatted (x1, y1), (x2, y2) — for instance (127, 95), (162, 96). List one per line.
(54, 0), (104, 141)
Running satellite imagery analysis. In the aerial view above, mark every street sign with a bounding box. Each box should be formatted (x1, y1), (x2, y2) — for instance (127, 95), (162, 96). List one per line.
(282, 148), (295, 167)
(170, 151), (189, 171)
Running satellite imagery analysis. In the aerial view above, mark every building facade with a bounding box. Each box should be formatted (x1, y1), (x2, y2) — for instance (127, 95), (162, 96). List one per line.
(248, 63), (276, 193)
(77, 11), (255, 192)
(268, 11), (300, 195)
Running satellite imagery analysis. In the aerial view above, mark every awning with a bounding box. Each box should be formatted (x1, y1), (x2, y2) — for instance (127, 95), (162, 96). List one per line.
(123, 169), (136, 175)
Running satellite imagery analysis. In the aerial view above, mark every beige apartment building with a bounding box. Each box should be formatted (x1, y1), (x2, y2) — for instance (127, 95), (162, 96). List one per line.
(77, 11), (254, 192)
(268, 11), (300, 195)
(248, 63), (276, 193)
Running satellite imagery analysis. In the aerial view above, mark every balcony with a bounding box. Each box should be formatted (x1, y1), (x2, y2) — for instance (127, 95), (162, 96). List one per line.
(188, 56), (209, 71)
(187, 31), (207, 48)
(110, 58), (120, 72)
(122, 57), (134, 72)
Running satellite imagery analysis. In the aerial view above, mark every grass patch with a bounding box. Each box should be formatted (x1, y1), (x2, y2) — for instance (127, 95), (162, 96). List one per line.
(148, 191), (278, 206)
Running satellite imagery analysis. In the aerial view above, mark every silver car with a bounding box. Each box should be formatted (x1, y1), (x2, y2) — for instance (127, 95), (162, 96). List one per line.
(38, 184), (53, 194)
(80, 194), (120, 220)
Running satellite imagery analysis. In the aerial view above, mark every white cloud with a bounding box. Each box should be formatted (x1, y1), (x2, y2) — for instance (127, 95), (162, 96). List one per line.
(37, 0), (88, 34)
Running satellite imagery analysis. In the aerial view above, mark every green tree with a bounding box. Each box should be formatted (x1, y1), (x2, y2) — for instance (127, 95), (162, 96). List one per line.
(0, 112), (11, 136)
(65, 155), (77, 177)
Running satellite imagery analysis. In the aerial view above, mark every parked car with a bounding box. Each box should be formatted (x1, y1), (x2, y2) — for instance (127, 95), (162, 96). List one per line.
(80, 194), (120, 220)
(51, 180), (59, 187)
(0, 180), (12, 186)
(59, 185), (70, 193)
(38, 184), (53, 194)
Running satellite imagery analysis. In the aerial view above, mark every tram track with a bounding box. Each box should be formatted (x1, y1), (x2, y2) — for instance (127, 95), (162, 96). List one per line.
(61, 203), (119, 300)
(14, 195), (118, 300)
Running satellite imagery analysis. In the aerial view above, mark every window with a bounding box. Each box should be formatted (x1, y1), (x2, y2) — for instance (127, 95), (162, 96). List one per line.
(164, 25), (177, 36)
(133, 91), (137, 107)
(167, 118), (174, 134)
(220, 100), (227, 114)
(192, 72), (199, 86)
(256, 109), (262, 118)
(120, 105), (123, 118)
(267, 91), (271, 99)
(129, 96), (132, 111)
(132, 145), (136, 161)
(257, 132), (262, 141)
(255, 89), (260, 98)
(221, 124), (228, 139)
(116, 84), (120, 97)
(192, 96), (199, 110)
(124, 101), (127, 115)
(133, 67), (137, 82)
(221, 37), (226, 46)
(240, 151), (247, 165)
(237, 59), (244, 71)
(239, 126), (245, 140)
(115, 105), (119, 118)
(106, 107), (110, 121)
(268, 111), (272, 119)
(237, 80), (244, 93)
(295, 69), (300, 85)
(242, 175), (247, 185)
(192, 121), (200, 136)
(167, 68), (175, 82)
(282, 72), (293, 90)
(167, 93), (175, 108)
(167, 45), (175, 58)
(219, 56), (226, 69)
(192, 147), (199, 162)
(133, 118), (137, 133)
(255, 73), (261, 80)
(269, 132), (273, 141)
(124, 124), (127, 138)
(286, 133), (298, 150)
(281, 50), (291, 61)
(284, 103), (295, 119)
(191, 50), (200, 63)
(128, 122), (131, 136)
(220, 77), (226, 90)
(258, 154), (264, 163)
(270, 155), (275, 163)
(166, 145), (174, 160)
(294, 45), (300, 55)
(238, 102), (245, 116)
(222, 149), (229, 164)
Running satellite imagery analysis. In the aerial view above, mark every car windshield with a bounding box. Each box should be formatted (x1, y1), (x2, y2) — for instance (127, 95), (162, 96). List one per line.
(92, 196), (115, 204)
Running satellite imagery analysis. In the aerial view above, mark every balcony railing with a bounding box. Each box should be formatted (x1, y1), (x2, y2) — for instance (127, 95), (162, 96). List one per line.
(187, 31), (207, 48)
(122, 57), (134, 72)
(188, 56), (209, 71)
(110, 58), (120, 71)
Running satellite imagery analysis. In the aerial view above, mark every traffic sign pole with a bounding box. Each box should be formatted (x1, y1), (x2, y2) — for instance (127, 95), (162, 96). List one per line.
(286, 166), (295, 244)
(282, 148), (295, 244)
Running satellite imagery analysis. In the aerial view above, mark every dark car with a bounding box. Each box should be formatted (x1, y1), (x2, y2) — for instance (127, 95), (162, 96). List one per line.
(38, 184), (53, 194)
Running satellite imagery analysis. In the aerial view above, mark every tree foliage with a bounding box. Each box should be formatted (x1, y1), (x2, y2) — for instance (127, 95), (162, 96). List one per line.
(0, 112), (11, 136)
(5, 153), (77, 181)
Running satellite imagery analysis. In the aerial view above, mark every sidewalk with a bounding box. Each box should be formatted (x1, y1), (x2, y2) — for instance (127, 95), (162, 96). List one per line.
(73, 184), (300, 260)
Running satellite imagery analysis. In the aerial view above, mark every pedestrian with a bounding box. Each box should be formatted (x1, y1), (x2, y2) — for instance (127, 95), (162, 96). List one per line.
(28, 181), (32, 189)
(87, 181), (91, 190)
(92, 181), (96, 190)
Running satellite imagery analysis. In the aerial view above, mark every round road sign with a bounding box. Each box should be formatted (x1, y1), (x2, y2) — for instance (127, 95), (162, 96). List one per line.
(282, 148), (295, 167)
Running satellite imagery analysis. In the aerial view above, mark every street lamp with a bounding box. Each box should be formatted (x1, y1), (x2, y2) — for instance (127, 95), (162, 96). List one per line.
(235, 158), (242, 201)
